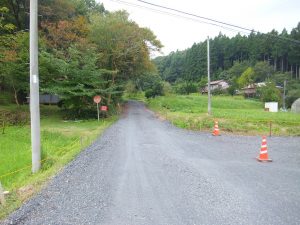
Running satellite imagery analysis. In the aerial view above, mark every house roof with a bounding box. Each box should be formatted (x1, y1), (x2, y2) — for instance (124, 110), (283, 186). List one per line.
(208, 80), (227, 85)
(242, 82), (266, 90)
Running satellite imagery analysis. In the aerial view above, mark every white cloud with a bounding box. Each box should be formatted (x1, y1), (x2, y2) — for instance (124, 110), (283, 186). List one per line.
(100, 0), (300, 55)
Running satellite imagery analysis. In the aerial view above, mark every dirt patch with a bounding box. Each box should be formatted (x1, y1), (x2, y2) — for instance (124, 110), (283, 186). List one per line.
(17, 185), (35, 202)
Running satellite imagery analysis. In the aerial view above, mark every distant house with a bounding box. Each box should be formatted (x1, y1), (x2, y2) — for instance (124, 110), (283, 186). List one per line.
(241, 84), (255, 97)
(241, 82), (266, 97)
(201, 80), (229, 94)
(241, 82), (282, 97)
(26, 94), (60, 104)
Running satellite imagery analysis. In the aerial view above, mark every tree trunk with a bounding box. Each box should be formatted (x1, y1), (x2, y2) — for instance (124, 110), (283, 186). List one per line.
(9, 1), (22, 30)
(274, 57), (277, 71)
(12, 84), (19, 106)
(281, 58), (284, 72)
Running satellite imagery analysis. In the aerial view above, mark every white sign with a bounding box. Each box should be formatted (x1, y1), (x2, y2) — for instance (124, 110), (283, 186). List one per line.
(32, 75), (38, 84)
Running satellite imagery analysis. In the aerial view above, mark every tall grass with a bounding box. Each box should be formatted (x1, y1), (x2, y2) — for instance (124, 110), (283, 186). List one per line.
(0, 105), (116, 219)
(148, 94), (300, 136)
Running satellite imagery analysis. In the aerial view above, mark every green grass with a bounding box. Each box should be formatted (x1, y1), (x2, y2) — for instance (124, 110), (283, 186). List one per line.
(148, 94), (300, 136)
(0, 105), (116, 219)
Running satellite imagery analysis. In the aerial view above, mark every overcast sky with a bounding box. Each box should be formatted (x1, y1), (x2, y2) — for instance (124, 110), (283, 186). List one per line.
(100, 0), (300, 55)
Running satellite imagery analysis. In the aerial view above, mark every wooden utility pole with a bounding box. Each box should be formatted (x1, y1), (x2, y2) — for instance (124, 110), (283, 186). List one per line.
(207, 36), (211, 115)
(30, 0), (41, 173)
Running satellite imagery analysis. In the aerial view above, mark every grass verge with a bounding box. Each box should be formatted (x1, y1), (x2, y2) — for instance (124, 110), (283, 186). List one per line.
(147, 94), (300, 136)
(0, 105), (117, 220)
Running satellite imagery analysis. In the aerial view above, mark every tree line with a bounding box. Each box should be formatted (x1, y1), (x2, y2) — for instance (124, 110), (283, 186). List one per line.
(153, 25), (300, 106)
(154, 25), (300, 82)
(0, 0), (162, 118)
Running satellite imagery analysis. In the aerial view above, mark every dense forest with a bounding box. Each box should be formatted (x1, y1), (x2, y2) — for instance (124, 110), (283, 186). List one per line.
(154, 25), (300, 82)
(153, 26), (300, 106)
(0, 0), (162, 117)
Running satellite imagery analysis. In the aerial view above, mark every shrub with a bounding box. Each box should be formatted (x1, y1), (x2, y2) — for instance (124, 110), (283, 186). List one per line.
(211, 88), (227, 95)
(257, 82), (281, 104)
(162, 81), (173, 96)
(173, 81), (198, 95)
(145, 82), (164, 98)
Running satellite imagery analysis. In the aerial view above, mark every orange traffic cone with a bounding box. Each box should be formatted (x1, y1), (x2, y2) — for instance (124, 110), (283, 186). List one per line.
(256, 136), (272, 162)
(212, 120), (220, 136)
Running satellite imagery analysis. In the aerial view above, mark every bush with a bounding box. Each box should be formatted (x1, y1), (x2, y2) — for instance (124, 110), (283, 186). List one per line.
(0, 108), (29, 126)
(211, 88), (227, 95)
(227, 85), (237, 96)
(162, 81), (172, 96)
(145, 82), (164, 98)
(257, 82), (281, 104)
(173, 81), (198, 95)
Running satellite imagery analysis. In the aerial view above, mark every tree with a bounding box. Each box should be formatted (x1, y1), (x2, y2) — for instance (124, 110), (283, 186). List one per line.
(44, 44), (114, 118)
(253, 61), (274, 82)
(0, 0), (29, 31)
(40, 16), (89, 50)
(88, 10), (162, 103)
(140, 73), (164, 98)
(0, 32), (29, 105)
(237, 67), (255, 88)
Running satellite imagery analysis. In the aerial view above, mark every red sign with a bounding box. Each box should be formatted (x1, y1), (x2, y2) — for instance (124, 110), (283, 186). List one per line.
(93, 95), (101, 104)
(100, 106), (108, 111)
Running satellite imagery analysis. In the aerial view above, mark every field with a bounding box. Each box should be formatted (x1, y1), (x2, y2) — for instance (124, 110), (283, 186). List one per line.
(148, 94), (300, 136)
(0, 105), (116, 219)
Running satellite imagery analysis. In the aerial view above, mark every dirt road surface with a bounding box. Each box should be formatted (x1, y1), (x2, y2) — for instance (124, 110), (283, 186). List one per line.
(2, 101), (300, 225)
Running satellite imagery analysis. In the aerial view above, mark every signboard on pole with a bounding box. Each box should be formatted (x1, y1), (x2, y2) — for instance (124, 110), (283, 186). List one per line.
(93, 95), (102, 121)
(93, 95), (101, 104)
(100, 106), (108, 111)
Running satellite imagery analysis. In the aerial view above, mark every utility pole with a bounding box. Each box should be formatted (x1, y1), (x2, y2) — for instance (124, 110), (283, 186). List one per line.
(207, 36), (211, 115)
(283, 80), (287, 111)
(30, 0), (41, 173)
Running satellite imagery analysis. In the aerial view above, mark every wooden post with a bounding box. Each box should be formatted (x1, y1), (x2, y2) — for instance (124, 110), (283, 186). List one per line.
(269, 121), (272, 137)
(0, 182), (5, 205)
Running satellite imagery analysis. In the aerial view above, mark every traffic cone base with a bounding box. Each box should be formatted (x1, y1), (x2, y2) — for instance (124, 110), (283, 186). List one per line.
(256, 156), (272, 162)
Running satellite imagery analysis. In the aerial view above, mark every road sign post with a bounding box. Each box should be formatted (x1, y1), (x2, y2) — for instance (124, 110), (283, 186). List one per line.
(93, 96), (101, 121)
(97, 103), (99, 121)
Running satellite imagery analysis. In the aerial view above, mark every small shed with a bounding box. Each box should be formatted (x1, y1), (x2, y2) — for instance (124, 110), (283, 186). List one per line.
(241, 84), (256, 97)
(291, 98), (300, 113)
(265, 102), (278, 112)
(27, 94), (60, 104)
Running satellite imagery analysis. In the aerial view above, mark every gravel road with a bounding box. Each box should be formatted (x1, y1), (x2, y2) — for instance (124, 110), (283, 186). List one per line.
(2, 101), (300, 225)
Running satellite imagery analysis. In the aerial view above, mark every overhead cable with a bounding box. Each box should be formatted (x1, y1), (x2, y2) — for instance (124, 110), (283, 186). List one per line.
(136, 0), (300, 45)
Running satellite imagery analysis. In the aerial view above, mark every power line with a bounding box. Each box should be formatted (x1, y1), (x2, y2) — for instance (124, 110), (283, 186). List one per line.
(109, 0), (250, 35)
(137, 0), (254, 33)
(136, 0), (300, 45)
